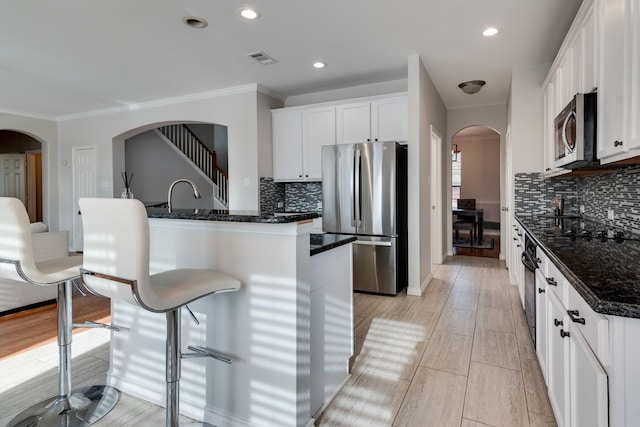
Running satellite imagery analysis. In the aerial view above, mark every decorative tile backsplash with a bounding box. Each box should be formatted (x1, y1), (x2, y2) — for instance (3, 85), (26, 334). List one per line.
(515, 165), (640, 235)
(514, 173), (578, 216)
(578, 165), (640, 234)
(259, 177), (323, 213)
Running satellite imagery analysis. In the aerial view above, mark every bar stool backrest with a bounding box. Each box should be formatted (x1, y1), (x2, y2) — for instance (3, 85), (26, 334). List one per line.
(79, 198), (153, 309)
(0, 197), (39, 282)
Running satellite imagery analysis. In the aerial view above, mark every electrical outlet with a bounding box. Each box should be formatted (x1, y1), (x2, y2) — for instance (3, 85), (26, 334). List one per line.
(608, 209), (615, 220)
(317, 201), (322, 209)
(580, 205), (585, 213)
(277, 201), (284, 208)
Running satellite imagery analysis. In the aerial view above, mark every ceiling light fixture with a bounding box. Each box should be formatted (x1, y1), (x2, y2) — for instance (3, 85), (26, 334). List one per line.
(483, 27), (499, 37)
(240, 8), (261, 20)
(313, 62), (327, 69)
(458, 80), (486, 95)
(183, 16), (208, 29)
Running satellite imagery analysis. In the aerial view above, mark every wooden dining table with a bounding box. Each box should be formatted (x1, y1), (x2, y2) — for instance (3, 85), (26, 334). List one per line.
(453, 208), (484, 244)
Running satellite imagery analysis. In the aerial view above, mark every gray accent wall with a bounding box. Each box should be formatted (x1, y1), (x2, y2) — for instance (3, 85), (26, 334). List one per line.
(125, 130), (215, 209)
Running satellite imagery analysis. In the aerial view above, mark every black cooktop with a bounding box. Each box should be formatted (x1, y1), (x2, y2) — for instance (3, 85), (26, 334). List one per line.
(516, 215), (640, 318)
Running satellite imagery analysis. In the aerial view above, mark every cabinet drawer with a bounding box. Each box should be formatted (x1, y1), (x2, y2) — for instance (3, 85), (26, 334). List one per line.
(566, 284), (609, 365)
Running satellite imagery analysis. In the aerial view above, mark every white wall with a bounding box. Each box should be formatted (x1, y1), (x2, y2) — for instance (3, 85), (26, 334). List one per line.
(407, 55), (447, 296)
(509, 64), (549, 174)
(55, 85), (273, 240)
(257, 91), (284, 178)
(0, 112), (59, 229)
(124, 130), (215, 208)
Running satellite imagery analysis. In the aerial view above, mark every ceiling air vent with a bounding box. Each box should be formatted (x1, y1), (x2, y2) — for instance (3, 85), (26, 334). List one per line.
(247, 51), (278, 65)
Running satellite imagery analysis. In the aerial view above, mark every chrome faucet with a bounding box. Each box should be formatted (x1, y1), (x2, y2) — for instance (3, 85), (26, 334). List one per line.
(167, 179), (202, 212)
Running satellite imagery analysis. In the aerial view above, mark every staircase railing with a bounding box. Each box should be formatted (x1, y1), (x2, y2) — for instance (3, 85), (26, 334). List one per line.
(158, 124), (228, 207)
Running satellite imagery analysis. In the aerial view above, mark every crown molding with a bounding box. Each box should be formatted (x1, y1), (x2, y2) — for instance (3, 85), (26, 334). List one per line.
(56, 84), (261, 122)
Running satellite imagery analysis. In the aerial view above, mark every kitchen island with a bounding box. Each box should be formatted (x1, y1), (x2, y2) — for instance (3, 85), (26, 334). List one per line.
(105, 208), (354, 427)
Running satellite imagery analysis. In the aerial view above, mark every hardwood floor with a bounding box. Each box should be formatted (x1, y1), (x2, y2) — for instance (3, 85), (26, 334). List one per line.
(0, 256), (555, 427)
(0, 289), (110, 360)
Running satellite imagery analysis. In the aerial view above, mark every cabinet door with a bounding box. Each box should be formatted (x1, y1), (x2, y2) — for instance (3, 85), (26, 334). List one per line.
(581, 3), (599, 94)
(303, 107), (336, 180)
(547, 291), (570, 427)
(336, 102), (371, 144)
(569, 327), (608, 427)
(598, 0), (627, 160)
(272, 110), (304, 181)
(626, 0), (640, 151)
(535, 268), (549, 382)
(371, 97), (408, 142)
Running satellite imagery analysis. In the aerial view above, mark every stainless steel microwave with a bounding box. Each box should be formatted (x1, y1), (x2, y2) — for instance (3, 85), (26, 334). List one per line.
(554, 92), (598, 169)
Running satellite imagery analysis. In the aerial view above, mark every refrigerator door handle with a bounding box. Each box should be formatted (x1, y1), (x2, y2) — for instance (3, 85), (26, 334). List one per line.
(352, 240), (392, 247)
(354, 148), (361, 228)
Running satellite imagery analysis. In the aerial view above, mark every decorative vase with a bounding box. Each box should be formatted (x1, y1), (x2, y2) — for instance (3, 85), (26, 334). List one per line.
(121, 189), (134, 199)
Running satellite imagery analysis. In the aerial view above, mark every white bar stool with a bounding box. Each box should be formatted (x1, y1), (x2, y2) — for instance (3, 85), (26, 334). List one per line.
(0, 197), (119, 426)
(78, 198), (241, 427)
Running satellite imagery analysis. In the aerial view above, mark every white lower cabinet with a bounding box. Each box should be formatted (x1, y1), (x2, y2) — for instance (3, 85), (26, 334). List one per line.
(569, 324), (609, 427)
(547, 290), (570, 427)
(541, 271), (609, 427)
(535, 267), (549, 381)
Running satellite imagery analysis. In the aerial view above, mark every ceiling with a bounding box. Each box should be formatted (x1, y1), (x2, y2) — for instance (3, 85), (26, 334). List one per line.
(0, 0), (582, 120)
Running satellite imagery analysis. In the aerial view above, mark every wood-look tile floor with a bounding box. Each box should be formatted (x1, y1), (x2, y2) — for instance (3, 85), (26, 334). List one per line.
(0, 255), (556, 427)
(317, 256), (557, 427)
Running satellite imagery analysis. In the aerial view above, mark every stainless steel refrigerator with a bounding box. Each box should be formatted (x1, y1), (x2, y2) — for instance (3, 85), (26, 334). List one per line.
(322, 141), (408, 295)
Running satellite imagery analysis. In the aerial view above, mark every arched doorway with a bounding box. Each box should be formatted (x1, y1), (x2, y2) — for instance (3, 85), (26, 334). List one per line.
(451, 126), (501, 258)
(0, 130), (43, 222)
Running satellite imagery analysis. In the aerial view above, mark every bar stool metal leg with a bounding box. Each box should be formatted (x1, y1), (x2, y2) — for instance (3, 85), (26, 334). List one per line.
(8, 280), (119, 427)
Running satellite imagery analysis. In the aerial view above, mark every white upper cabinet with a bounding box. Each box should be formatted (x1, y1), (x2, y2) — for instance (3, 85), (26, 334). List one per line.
(272, 106), (336, 182)
(303, 106), (336, 180)
(336, 96), (408, 144)
(624, 0), (640, 152)
(598, 0), (627, 160)
(272, 110), (304, 181)
(542, 0), (598, 176)
(336, 102), (371, 144)
(371, 97), (409, 142)
(272, 93), (407, 181)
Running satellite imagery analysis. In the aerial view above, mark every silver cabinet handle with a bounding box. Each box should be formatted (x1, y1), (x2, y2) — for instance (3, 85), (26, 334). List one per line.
(353, 240), (392, 247)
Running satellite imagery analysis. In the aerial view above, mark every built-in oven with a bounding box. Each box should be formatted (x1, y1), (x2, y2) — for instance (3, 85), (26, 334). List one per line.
(521, 232), (538, 345)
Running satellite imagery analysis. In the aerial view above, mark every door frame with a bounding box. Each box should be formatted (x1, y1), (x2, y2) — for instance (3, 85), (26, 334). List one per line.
(430, 125), (443, 264)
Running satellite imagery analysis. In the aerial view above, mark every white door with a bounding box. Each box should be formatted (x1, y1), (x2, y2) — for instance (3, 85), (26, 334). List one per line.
(547, 290), (570, 427)
(73, 146), (97, 251)
(0, 154), (26, 203)
(430, 126), (443, 264)
(272, 110), (304, 180)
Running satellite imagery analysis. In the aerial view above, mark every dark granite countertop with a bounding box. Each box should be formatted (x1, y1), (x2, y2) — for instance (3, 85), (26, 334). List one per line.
(145, 204), (318, 224)
(516, 215), (640, 318)
(310, 233), (357, 256)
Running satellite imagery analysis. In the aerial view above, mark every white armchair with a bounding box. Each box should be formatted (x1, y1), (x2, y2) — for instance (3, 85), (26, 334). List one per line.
(0, 229), (70, 315)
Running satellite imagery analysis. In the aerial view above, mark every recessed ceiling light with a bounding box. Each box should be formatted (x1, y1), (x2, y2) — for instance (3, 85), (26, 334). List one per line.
(313, 62), (327, 69)
(483, 27), (499, 37)
(183, 16), (208, 29)
(240, 8), (261, 20)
